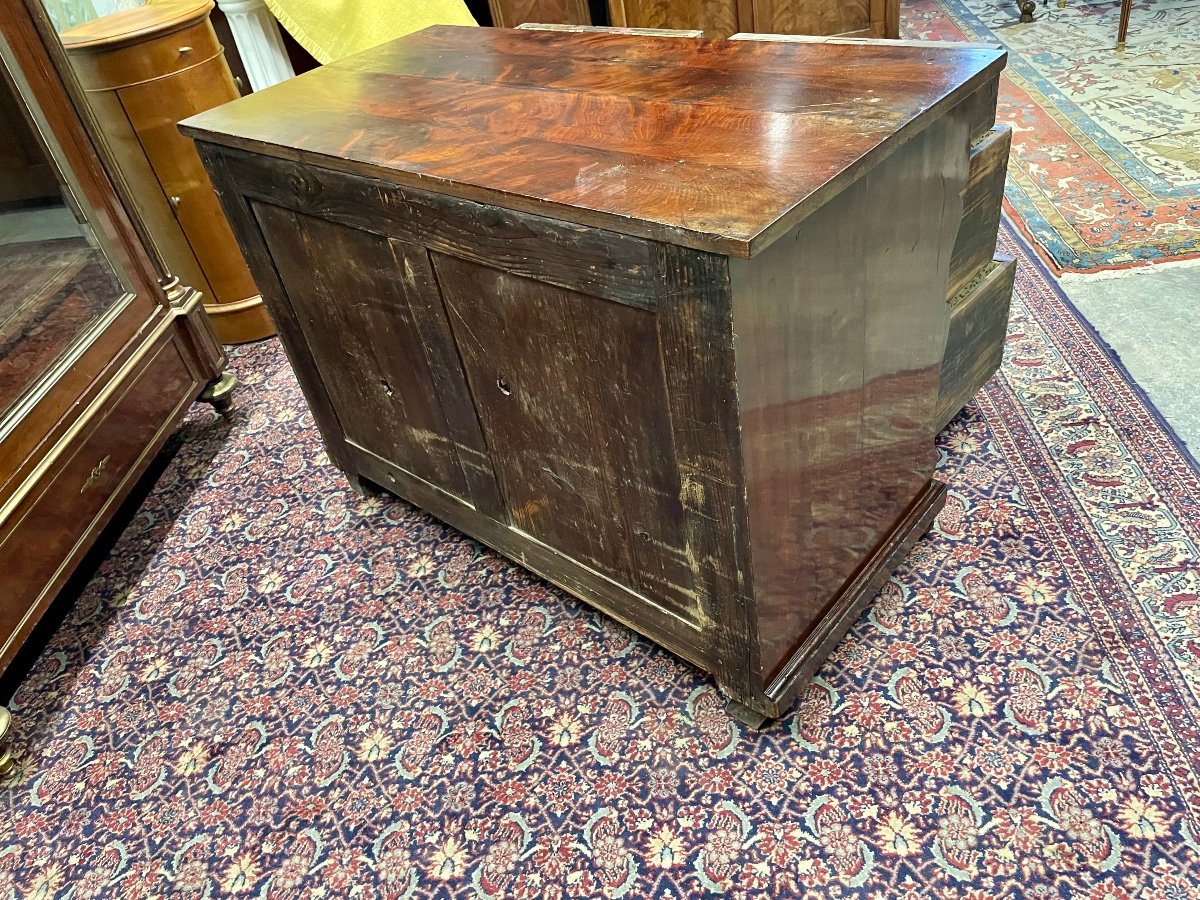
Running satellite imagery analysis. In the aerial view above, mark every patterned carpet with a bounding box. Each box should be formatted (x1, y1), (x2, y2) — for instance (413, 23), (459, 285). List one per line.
(906, 0), (1200, 273)
(3, 224), (1200, 897)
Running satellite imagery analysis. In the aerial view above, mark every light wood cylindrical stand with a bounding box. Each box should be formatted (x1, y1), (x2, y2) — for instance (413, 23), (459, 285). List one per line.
(62, 0), (275, 343)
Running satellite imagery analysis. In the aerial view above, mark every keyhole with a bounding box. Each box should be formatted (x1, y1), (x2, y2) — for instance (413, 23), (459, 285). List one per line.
(497, 376), (511, 396)
(381, 379), (394, 397)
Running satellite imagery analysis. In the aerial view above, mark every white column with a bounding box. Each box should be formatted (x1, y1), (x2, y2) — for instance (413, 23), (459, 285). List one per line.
(214, 0), (296, 91)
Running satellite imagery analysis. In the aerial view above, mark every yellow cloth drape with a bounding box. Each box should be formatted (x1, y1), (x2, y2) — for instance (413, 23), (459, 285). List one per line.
(262, 0), (477, 64)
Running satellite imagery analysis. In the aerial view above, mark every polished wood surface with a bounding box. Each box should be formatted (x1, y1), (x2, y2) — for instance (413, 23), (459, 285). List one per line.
(190, 29), (1006, 721)
(749, 0), (886, 37)
(63, 2), (272, 343)
(729, 115), (969, 679)
(181, 26), (1005, 258)
(0, 0), (227, 690)
(733, 31), (1015, 428)
(608, 0), (742, 37)
(949, 124), (1010, 299)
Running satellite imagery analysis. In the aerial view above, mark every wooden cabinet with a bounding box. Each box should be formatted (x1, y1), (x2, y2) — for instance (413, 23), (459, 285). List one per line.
(495, 0), (900, 38)
(183, 26), (1007, 723)
(609, 0), (743, 36)
(488, 0), (591, 28)
(730, 33), (1015, 431)
(758, 0), (898, 37)
(60, 0), (273, 343)
(0, 0), (230, 773)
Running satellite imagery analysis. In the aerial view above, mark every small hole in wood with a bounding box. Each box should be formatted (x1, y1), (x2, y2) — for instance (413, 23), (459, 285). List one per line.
(497, 377), (512, 396)
(381, 379), (394, 397)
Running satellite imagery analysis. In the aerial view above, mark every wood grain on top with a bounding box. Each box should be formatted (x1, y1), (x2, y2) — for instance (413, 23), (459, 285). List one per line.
(180, 25), (1005, 257)
(59, 0), (214, 48)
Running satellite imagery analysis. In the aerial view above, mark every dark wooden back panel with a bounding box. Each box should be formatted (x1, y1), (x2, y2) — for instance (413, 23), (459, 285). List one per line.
(434, 254), (698, 617)
(200, 143), (755, 684)
(250, 204), (472, 498)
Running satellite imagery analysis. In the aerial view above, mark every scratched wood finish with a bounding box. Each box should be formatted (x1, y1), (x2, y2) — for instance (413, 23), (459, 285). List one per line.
(251, 206), (471, 496)
(188, 28), (1006, 722)
(435, 254), (698, 619)
(181, 26), (1006, 258)
(937, 254), (1016, 432)
(948, 125), (1011, 299)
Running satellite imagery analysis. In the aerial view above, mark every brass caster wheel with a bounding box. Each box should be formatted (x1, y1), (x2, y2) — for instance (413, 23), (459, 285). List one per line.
(0, 707), (14, 780)
(200, 370), (238, 415)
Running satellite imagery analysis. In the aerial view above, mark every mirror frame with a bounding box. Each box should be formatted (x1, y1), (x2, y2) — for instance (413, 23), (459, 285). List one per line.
(0, 0), (180, 492)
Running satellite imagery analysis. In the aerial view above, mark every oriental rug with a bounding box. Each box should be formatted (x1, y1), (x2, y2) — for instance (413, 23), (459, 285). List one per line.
(905, 0), (1200, 274)
(3, 224), (1200, 897)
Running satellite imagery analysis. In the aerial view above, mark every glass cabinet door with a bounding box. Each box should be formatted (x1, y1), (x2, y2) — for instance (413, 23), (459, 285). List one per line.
(0, 47), (127, 420)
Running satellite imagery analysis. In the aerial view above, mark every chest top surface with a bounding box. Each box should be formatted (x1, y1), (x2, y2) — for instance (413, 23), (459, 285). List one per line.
(180, 26), (1005, 257)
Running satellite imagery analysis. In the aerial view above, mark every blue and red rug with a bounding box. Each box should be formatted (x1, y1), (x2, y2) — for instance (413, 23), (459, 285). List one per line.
(905, 0), (1200, 274)
(3, 224), (1200, 897)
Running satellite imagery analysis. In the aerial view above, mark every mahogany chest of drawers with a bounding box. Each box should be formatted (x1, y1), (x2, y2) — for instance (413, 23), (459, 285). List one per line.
(183, 27), (1008, 723)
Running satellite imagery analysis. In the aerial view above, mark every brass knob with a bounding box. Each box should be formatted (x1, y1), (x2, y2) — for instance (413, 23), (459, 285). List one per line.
(169, 195), (181, 209)
(179, 45), (193, 53)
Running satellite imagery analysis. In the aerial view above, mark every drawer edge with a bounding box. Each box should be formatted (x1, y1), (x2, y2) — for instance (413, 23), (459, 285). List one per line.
(0, 330), (202, 671)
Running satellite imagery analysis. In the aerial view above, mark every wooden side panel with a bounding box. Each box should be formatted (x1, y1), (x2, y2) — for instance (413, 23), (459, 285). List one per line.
(731, 107), (972, 682)
(937, 253), (1015, 431)
(433, 253), (698, 620)
(608, 0), (741, 37)
(948, 125), (1011, 299)
(751, 0), (873, 38)
(250, 204), (475, 500)
(489, 0), (591, 27)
